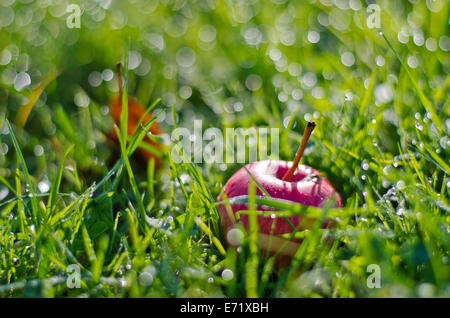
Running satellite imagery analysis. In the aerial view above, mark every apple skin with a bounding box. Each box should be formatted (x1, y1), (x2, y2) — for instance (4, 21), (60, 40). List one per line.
(217, 160), (342, 258)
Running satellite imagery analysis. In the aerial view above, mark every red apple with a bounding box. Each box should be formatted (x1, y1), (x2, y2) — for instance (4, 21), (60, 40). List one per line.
(217, 122), (342, 261)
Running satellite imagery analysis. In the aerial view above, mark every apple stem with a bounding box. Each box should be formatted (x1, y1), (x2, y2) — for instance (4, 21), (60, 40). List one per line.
(281, 121), (316, 182)
(116, 62), (123, 104)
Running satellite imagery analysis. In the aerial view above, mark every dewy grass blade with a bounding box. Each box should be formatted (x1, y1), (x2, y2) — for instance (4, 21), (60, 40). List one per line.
(0, 175), (17, 196)
(128, 97), (161, 142)
(15, 70), (59, 128)
(113, 125), (146, 226)
(119, 52), (129, 146)
(360, 68), (376, 116)
(194, 216), (226, 255)
(127, 110), (164, 157)
(6, 119), (40, 227)
(246, 180), (258, 298)
(46, 144), (74, 222)
(381, 33), (443, 132)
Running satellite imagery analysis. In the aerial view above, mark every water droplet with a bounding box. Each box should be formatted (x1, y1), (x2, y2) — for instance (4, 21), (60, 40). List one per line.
(246, 74), (262, 91)
(374, 84), (393, 103)
(74, 91), (90, 107)
(226, 228), (244, 246)
(375, 56), (385, 67)
(138, 272), (154, 287)
(361, 161), (369, 171)
(14, 72), (31, 91)
(417, 283), (435, 298)
(33, 145), (44, 157)
(88, 71), (103, 87)
(0, 186), (9, 200)
(415, 121), (423, 131)
(221, 269), (234, 281)
(341, 52), (355, 67)
(439, 136), (448, 149)
(396, 180), (405, 190)
(102, 69), (114, 81)
(38, 180), (50, 193)
(128, 51), (142, 70)
(407, 55), (419, 68)
(396, 208), (405, 216)
(176, 47), (196, 68)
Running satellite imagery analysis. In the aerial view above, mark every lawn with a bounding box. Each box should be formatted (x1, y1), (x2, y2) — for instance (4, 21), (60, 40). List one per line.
(0, 0), (449, 298)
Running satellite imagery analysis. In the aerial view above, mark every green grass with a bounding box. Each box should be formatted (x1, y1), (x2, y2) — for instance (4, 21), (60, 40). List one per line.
(0, 0), (449, 298)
